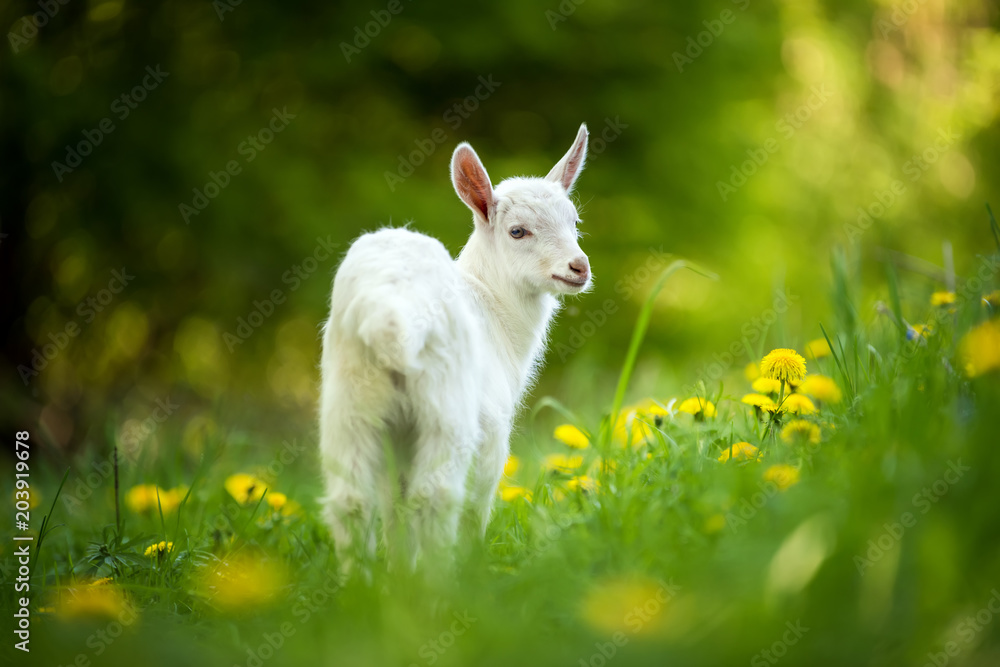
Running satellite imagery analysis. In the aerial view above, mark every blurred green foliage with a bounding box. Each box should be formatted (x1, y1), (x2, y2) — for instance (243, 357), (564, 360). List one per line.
(2, 2), (1000, 665)
(1, 1), (998, 451)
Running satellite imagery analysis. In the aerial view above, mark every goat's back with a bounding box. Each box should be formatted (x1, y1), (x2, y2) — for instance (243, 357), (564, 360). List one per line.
(326, 227), (484, 376)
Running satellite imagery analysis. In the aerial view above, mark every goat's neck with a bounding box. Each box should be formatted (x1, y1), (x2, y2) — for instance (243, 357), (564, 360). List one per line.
(456, 237), (558, 394)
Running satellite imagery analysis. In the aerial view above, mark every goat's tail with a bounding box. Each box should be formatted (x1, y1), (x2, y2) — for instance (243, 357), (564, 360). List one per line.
(340, 290), (431, 372)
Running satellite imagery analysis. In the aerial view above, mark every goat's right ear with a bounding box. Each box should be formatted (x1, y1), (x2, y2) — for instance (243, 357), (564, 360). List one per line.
(451, 143), (495, 225)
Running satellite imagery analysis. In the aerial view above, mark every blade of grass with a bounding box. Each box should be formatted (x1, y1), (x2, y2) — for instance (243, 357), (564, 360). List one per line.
(819, 323), (854, 400)
(885, 261), (906, 337)
(28, 467), (70, 579)
(602, 259), (718, 449)
(987, 203), (1000, 253)
(114, 442), (120, 534)
(531, 396), (589, 435)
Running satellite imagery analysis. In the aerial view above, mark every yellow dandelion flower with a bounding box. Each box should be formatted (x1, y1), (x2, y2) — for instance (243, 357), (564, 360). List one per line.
(280, 499), (302, 517)
(581, 575), (669, 636)
(717, 442), (761, 463)
(763, 464), (800, 490)
(503, 455), (520, 477)
(762, 402), (786, 416)
(57, 585), (132, 620)
(930, 291), (956, 306)
(144, 541), (174, 557)
(704, 514), (726, 534)
(761, 349), (807, 384)
(797, 375), (842, 404)
(125, 484), (182, 514)
(499, 485), (532, 502)
(125, 484), (158, 513)
(543, 453), (584, 474)
(781, 394), (817, 415)
(554, 424), (590, 449)
(780, 420), (821, 445)
(198, 556), (286, 611)
(804, 338), (832, 359)
(741, 393), (775, 408)
(565, 475), (598, 492)
(265, 492), (287, 511)
(612, 410), (653, 447)
(90, 577), (114, 587)
(627, 398), (660, 415)
(225, 473), (269, 505)
(744, 362), (761, 381)
(678, 397), (716, 419)
(959, 319), (1000, 377)
(752, 377), (782, 395)
(907, 323), (933, 341)
(588, 458), (617, 477)
(647, 402), (670, 418)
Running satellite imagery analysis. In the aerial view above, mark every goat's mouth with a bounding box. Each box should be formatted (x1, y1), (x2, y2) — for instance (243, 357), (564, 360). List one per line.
(552, 274), (588, 289)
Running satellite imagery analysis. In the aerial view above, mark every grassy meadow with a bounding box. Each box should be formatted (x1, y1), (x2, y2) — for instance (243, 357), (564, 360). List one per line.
(5, 219), (1000, 666)
(4, 1), (1000, 665)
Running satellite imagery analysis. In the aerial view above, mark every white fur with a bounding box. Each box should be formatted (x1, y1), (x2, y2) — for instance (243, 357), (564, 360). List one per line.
(319, 124), (591, 573)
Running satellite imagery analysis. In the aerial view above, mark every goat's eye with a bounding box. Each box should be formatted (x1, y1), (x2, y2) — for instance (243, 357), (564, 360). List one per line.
(509, 227), (526, 239)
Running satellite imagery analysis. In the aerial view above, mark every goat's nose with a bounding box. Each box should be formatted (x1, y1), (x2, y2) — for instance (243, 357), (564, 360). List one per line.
(568, 257), (590, 278)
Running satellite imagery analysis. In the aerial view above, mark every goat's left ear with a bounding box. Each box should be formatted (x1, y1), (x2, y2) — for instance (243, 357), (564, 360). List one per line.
(545, 123), (589, 193)
(451, 142), (495, 225)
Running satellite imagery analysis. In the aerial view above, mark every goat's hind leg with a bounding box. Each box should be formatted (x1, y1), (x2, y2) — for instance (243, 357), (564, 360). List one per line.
(319, 407), (384, 580)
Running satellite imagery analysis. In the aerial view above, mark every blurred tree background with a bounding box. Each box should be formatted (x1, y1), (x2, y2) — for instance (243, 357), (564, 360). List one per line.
(1, 0), (998, 455)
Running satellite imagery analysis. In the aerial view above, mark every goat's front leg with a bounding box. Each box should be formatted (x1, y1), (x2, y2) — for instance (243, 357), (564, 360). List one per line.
(468, 424), (511, 537)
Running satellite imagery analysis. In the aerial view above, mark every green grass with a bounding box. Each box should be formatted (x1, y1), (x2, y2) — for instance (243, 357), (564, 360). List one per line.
(4, 238), (1000, 667)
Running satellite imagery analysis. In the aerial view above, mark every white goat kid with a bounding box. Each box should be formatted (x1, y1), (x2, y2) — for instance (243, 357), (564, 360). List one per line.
(319, 123), (592, 573)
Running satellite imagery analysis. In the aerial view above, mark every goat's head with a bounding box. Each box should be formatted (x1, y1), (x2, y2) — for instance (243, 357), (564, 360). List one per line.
(450, 123), (591, 296)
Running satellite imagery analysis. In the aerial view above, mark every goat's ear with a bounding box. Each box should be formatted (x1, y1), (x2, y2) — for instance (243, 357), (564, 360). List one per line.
(451, 143), (495, 225)
(545, 123), (589, 193)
